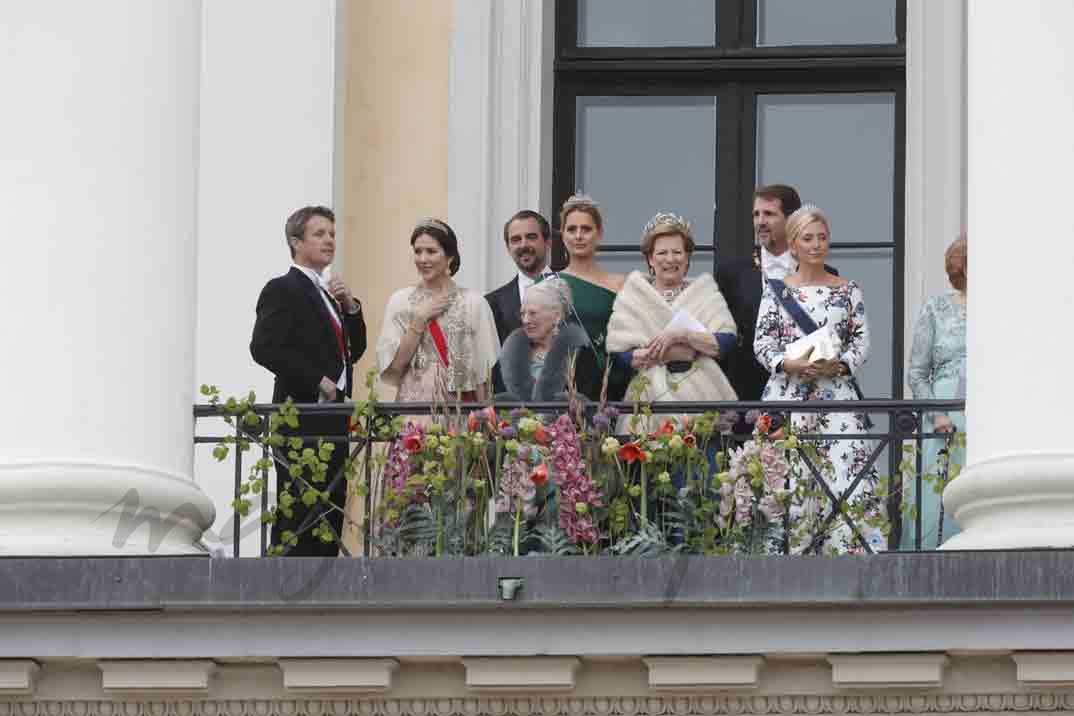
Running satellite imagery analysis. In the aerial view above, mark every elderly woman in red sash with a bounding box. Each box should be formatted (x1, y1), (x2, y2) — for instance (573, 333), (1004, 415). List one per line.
(377, 218), (499, 402)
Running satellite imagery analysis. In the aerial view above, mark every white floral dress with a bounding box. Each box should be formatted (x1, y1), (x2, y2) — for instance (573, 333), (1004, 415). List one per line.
(753, 280), (882, 553)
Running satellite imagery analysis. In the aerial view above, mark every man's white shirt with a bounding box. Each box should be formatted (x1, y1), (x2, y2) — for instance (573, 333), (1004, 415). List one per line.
(517, 268), (552, 304)
(761, 247), (795, 282)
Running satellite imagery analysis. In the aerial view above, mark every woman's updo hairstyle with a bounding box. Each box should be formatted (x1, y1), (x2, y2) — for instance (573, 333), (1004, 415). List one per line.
(559, 193), (604, 233)
(945, 234), (967, 292)
(524, 277), (573, 320)
(410, 218), (461, 276)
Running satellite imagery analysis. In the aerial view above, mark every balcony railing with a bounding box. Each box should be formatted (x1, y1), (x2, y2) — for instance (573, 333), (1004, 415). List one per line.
(193, 398), (965, 558)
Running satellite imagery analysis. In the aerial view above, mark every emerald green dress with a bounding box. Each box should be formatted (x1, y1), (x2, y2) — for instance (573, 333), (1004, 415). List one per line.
(560, 273), (631, 402)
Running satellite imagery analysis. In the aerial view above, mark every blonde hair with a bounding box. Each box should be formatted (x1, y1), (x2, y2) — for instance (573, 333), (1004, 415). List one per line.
(785, 204), (831, 247)
(559, 193), (603, 233)
(945, 234), (967, 291)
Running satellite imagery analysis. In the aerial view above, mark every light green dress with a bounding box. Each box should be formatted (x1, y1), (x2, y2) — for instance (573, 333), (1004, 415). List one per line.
(901, 292), (966, 549)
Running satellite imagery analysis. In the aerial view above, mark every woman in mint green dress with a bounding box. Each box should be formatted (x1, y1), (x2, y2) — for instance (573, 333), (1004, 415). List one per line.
(556, 194), (631, 402)
(902, 236), (967, 549)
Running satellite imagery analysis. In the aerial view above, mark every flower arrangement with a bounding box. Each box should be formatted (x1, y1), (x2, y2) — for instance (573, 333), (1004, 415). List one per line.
(212, 370), (919, 557)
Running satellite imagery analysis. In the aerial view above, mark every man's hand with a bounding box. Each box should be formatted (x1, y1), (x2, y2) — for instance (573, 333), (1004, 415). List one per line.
(327, 275), (359, 313)
(319, 376), (338, 402)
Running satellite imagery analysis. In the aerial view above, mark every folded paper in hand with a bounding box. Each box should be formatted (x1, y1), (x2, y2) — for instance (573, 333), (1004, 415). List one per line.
(666, 309), (707, 333)
(784, 323), (839, 362)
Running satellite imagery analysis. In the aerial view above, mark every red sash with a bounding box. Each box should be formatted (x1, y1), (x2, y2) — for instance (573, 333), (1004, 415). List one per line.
(428, 319), (450, 367)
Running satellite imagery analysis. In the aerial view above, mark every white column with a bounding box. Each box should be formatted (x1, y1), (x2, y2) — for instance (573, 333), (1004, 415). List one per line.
(903, 0), (966, 394)
(448, 0), (553, 294)
(942, 2), (1074, 548)
(0, 1), (214, 554)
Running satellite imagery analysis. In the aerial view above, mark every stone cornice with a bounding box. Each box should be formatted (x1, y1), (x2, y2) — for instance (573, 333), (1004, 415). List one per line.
(2, 694), (1074, 715)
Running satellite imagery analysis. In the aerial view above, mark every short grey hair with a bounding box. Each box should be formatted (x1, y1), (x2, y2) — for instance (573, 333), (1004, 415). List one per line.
(524, 277), (572, 318)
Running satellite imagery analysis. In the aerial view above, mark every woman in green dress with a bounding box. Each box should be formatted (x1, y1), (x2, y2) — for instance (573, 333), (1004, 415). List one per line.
(556, 194), (630, 402)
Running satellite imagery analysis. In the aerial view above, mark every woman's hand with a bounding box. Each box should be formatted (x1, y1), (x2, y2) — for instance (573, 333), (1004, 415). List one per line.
(645, 329), (687, 362)
(781, 347), (815, 378)
(810, 358), (846, 379)
(415, 293), (453, 324)
(933, 414), (955, 433)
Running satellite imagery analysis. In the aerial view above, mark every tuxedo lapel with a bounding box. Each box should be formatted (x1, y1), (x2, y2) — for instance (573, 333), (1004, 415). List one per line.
(287, 267), (341, 356)
(503, 276), (521, 329)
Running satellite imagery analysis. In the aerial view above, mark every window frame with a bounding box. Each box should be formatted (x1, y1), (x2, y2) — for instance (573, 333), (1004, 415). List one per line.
(552, 0), (906, 398)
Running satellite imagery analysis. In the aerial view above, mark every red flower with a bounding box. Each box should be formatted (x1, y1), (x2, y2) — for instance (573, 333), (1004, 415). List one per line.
(659, 420), (676, 436)
(467, 413), (480, 432)
(403, 435), (423, 454)
(684, 434), (697, 448)
(534, 423), (551, 445)
(618, 442), (646, 464)
(755, 413), (773, 435)
(529, 463), (549, 487)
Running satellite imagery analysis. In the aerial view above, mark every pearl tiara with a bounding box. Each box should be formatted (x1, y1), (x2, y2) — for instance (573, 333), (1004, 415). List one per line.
(562, 192), (599, 211)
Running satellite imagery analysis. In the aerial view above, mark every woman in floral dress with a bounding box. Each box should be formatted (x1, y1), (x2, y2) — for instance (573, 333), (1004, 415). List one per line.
(753, 205), (881, 554)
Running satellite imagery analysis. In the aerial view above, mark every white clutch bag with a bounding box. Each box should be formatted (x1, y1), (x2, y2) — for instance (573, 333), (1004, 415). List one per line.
(784, 323), (839, 362)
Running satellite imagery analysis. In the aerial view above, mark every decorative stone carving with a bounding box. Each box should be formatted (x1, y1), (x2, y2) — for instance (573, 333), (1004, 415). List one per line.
(278, 659), (399, 693)
(0, 660), (38, 696)
(827, 654), (949, 689)
(97, 661), (215, 693)
(462, 657), (581, 692)
(643, 657), (764, 691)
(3, 694), (1074, 715)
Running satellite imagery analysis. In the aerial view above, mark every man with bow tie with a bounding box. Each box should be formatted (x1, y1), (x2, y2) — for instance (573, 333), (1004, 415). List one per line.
(716, 185), (838, 402)
(484, 210), (553, 394)
(250, 205), (366, 556)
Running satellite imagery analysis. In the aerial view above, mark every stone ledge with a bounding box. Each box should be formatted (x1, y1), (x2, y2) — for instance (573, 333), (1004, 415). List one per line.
(278, 658), (399, 692)
(643, 656), (764, 690)
(98, 660), (215, 693)
(462, 657), (580, 691)
(827, 654), (949, 688)
(1013, 652), (1074, 685)
(1, 552), (1074, 612)
(0, 660), (39, 695)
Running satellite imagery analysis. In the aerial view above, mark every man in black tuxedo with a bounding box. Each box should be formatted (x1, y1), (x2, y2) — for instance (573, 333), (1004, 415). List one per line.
(250, 206), (366, 556)
(484, 210), (552, 393)
(717, 185), (838, 402)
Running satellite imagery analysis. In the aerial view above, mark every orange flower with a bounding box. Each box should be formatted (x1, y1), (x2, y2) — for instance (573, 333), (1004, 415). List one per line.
(618, 442), (646, 464)
(684, 434), (697, 448)
(534, 423), (550, 445)
(659, 420), (676, 436)
(467, 413), (480, 432)
(403, 435), (423, 454)
(529, 463), (549, 487)
(755, 413), (773, 435)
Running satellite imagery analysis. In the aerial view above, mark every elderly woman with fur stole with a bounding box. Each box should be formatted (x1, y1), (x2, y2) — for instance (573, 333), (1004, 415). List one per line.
(496, 277), (600, 402)
(607, 212), (738, 432)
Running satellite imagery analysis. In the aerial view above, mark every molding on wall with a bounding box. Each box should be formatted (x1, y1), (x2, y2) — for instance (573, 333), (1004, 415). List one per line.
(827, 654), (949, 689)
(1012, 652), (1074, 686)
(643, 656), (765, 691)
(462, 657), (581, 692)
(278, 658), (399, 693)
(0, 660), (38, 696)
(97, 660), (215, 694)
(3, 694), (1074, 715)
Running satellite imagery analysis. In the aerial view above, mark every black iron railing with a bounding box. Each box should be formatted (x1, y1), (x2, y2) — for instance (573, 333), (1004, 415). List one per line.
(193, 399), (965, 558)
